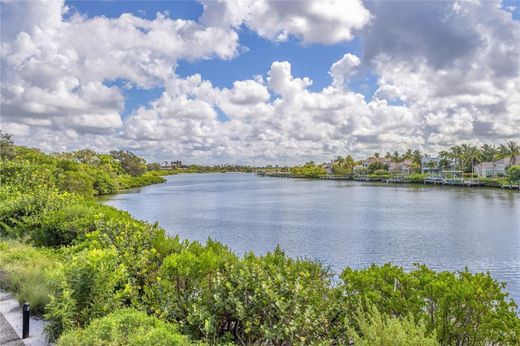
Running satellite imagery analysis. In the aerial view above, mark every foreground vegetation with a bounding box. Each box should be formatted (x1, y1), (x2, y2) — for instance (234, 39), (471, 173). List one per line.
(1, 138), (519, 345)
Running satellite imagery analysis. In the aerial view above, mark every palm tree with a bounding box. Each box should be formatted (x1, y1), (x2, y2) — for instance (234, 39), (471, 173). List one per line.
(411, 150), (423, 166)
(403, 149), (413, 161)
(480, 144), (498, 162)
(461, 144), (482, 173)
(391, 150), (401, 162)
(498, 141), (520, 166)
(447, 145), (464, 171)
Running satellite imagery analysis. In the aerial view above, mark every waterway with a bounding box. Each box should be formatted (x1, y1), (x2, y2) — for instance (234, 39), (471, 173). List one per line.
(106, 173), (520, 303)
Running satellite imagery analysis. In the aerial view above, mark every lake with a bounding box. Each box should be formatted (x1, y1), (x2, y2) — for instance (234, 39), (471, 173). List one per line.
(106, 173), (520, 303)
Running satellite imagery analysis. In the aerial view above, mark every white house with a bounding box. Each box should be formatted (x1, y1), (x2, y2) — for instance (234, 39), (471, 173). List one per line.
(474, 162), (506, 177)
(421, 157), (441, 175)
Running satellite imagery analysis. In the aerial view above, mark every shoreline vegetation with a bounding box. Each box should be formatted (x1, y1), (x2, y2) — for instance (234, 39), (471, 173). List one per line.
(1, 134), (520, 345)
(258, 141), (520, 190)
(257, 171), (520, 189)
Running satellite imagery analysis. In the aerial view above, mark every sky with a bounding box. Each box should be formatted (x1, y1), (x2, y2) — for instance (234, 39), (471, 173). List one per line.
(1, 0), (519, 165)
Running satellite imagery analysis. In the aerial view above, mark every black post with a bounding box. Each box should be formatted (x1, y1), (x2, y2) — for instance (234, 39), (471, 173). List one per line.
(22, 302), (29, 339)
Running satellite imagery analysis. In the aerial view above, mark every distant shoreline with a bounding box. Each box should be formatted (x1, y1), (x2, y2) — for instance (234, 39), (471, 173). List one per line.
(257, 172), (520, 190)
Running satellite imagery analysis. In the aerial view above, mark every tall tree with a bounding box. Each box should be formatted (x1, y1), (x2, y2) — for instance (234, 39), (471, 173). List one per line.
(391, 151), (401, 162)
(461, 144), (482, 173)
(480, 144), (498, 162)
(498, 141), (520, 166)
(109, 150), (146, 176)
(0, 131), (15, 160)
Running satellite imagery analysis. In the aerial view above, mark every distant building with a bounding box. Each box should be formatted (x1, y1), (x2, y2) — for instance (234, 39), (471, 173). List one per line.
(474, 161), (506, 177)
(389, 160), (413, 175)
(493, 155), (520, 167)
(361, 157), (391, 168)
(161, 160), (183, 169)
(473, 155), (519, 177)
(421, 157), (442, 175)
(323, 161), (333, 175)
(353, 165), (366, 173)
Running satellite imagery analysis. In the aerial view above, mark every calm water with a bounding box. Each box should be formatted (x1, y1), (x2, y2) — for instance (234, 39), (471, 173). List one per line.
(106, 173), (520, 303)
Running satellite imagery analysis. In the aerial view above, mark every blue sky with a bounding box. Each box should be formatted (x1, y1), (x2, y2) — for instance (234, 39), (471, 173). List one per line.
(67, 0), (374, 116)
(2, 0), (519, 163)
(65, 0), (519, 121)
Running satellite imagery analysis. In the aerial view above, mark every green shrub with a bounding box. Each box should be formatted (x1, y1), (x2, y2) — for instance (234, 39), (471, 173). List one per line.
(92, 170), (118, 194)
(409, 173), (426, 183)
(0, 241), (60, 314)
(83, 217), (177, 307)
(348, 307), (438, 346)
(57, 308), (191, 346)
(58, 171), (95, 196)
(340, 264), (520, 345)
(509, 165), (520, 182)
(0, 185), (72, 239)
(184, 247), (334, 344)
(45, 248), (128, 341)
(149, 240), (237, 335)
(30, 202), (97, 247)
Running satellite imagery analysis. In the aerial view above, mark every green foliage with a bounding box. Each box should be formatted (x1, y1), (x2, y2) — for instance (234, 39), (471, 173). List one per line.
(0, 131), (16, 159)
(478, 176), (509, 188)
(409, 173), (426, 183)
(149, 241), (238, 338)
(371, 169), (389, 176)
(57, 309), (191, 346)
(0, 240), (60, 314)
(29, 200), (120, 247)
(84, 217), (175, 306)
(508, 165), (520, 182)
(58, 170), (95, 196)
(340, 264), (520, 345)
(110, 149), (147, 176)
(0, 185), (73, 239)
(181, 248), (334, 344)
(367, 161), (388, 173)
(45, 248), (128, 341)
(290, 161), (325, 178)
(348, 307), (438, 346)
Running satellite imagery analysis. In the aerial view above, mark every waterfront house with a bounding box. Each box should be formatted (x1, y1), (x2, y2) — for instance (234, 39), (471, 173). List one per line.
(473, 155), (519, 177)
(474, 161), (506, 177)
(353, 165), (366, 173)
(421, 157), (441, 175)
(361, 157), (391, 168)
(389, 160), (413, 175)
(493, 155), (520, 167)
(323, 161), (333, 175)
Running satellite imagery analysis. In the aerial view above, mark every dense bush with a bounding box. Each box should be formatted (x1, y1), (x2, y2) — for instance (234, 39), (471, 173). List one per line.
(198, 248), (335, 344)
(348, 307), (438, 346)
(408, 173), (426, 183)
(45, 248), (128, 341)
(509, 165), (520, 182)
(57, 309), (191, 346)
(290, 162), (325, 178)
(340, 264), (520, 345)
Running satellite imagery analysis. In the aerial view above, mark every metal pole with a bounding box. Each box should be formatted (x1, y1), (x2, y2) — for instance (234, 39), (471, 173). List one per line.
(22, 302), (29, 339)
